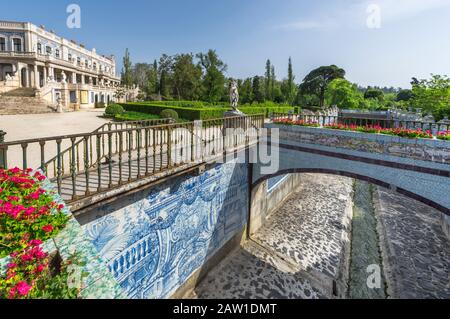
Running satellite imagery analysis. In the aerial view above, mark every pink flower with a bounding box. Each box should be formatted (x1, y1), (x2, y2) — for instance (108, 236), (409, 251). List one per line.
(10, 167), (21, 174)
(30, 240), (42, 247)
(29, 192), (40, 200)
(15, 281), (32, 296)
(20, 253), (33, 262)
(42, 224), (54, 233)
(7, 262), (17, 269)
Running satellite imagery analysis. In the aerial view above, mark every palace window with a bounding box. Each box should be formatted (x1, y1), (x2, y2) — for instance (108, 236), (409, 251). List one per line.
(68, 53), (72, 62)
(37, 43), (42, 54)
(77, 57), (81, 66)
(0, 38), (5, 51)
(55, 49), (60, 58)
(93, 62), (97, 70)
(85, 59), (89, 68)
(13, 38), (22, 52)
(46, 46), (52, 55)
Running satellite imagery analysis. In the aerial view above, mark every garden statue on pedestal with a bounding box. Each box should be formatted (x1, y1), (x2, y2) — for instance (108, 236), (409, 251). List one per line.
(56, 96), (64, 113)
(224, 79), (244, 117)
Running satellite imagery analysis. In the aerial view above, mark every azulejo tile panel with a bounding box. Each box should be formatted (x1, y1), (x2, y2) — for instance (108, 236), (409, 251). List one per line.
(82, 159), (250, 299)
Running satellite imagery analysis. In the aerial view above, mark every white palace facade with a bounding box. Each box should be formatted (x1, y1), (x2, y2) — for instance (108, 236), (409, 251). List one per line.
(0, 20), (137, 112)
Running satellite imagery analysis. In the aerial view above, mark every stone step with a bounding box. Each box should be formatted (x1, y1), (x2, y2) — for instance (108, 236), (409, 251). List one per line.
(0, 95), (54, 115)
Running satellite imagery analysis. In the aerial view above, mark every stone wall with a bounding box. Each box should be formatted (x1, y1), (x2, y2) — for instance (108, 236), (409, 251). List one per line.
(77, 159), (249, 299)
(249, 174), (303, 236)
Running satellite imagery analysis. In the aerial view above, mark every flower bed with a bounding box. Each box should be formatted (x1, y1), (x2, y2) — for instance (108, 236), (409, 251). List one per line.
(274, 118), (320, 127)
(0, 168), (77, 299)
(273, 119), (434, 139)
(438, 131), (450, 141)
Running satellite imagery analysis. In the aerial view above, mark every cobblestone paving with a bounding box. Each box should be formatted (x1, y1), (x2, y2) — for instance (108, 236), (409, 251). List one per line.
(193, 174), (354, 299)
(193, 241), (325, 299)
(252, 174), (353, 279)
(374, 187), (450, 299)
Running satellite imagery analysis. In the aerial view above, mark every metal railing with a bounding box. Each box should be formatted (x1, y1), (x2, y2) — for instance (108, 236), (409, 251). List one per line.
(0, 115), (264, 203)
(271, 113), (450, 133)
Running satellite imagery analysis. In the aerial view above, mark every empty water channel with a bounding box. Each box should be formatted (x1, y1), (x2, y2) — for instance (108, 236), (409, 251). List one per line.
(191, 174), (450, 299)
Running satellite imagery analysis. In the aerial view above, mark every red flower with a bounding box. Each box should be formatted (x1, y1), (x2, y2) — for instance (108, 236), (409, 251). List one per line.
(42, 224), (54, 233)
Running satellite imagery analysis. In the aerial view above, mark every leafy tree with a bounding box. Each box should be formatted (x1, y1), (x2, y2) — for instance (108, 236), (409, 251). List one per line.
(121, 48), (133, 87)
(171, 53), (202, 100)
(158, 54), (173, 99)
(364, 88), (384, 101)
(197, 50), (227, 102)
(239, 78), (253, 104)
(396, 89), (413, 102)
(410, 74), (450, 120)
(299, 65), (346, 108)
(325, 78), (363, 109)
(252, 76), (265, 103)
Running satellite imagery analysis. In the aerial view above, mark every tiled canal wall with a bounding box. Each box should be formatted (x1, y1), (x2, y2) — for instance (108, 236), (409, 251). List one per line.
(77, 159), (250, 299)
(273, 125), (450, 165)
(259, 124), (450, 234)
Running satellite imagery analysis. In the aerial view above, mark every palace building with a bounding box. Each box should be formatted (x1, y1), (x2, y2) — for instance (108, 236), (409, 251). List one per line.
(0, 20), (137, 113)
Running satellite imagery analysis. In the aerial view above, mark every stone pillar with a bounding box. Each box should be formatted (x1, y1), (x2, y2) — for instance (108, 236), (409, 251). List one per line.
(33, 64), (39, 88)
(72, 72), (77, 84)
(43, 67), (47, 86)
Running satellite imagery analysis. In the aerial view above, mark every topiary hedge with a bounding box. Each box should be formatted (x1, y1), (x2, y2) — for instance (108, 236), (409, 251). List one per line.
(104, 104), (125, 117)
(120, 102), (298, 121)
(160, 109), (179, 121)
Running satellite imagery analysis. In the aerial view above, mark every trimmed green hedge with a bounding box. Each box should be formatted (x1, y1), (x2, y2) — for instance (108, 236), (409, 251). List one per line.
(120, 102), (298, 121)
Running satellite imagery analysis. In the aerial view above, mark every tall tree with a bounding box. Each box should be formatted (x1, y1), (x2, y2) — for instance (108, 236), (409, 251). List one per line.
(121, 48), (133, 87)
(158, 54), (173, 99)
(171, 53), (202, 100)
(299, 65), (346, 108)
(265, 59), (272, 101)
(239, 78), (253, 104)
(285, 57), (296, 104)
(270, 65), (276, 102)
(196, 49), (227, 102)
(252, 76), (264, 103)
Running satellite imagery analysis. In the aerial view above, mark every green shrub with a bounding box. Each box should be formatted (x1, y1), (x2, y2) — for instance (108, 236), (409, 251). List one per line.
(114, 111), (160, 122)
(105, 104), (124, 117)
(160, 109), (179, 120)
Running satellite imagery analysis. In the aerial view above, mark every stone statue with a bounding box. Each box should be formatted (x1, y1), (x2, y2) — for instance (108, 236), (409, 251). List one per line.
(56, 96), (63, 113)
(61, 71), (67, 84)
(230, 79), (239, 111)
(224, 79), (243, 117)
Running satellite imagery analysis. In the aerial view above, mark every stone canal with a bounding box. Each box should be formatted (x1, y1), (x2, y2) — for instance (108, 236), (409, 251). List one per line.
(189, 174), (450, 299)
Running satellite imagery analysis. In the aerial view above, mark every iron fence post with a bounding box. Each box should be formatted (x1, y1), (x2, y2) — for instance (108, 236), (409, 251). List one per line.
(0, 130), (7, 169)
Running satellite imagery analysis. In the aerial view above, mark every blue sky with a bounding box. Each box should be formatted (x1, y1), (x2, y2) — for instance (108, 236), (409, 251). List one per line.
(2, 0), (450, 88)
